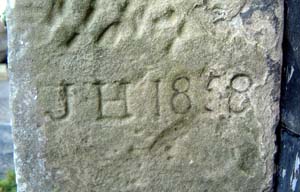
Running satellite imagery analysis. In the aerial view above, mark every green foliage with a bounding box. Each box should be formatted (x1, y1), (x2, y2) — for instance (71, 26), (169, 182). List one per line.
(0, 170), (17, 192)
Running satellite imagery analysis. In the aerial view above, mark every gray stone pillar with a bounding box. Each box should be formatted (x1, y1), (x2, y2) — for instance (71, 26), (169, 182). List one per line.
(7, 1), (283, 191)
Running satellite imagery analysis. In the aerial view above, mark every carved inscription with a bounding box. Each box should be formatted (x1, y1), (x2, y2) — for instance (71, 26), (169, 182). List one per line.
(171, 77), (191, 114)
(153, 80), (161, 116)
(229, 74), (252, 113)
(96, 82), (131, 119)
(40, 72), (253, 121)
(40, 82), (73, 121)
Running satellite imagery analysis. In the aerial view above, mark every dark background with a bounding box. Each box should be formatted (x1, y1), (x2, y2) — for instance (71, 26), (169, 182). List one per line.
(276, 0), (300, 191)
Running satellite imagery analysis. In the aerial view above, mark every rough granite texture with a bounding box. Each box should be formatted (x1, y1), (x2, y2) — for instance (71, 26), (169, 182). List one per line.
(7, 0), (283, 192)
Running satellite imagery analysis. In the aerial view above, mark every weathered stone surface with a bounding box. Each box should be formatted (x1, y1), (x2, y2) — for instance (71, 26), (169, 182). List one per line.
(7, 0), (283, 191)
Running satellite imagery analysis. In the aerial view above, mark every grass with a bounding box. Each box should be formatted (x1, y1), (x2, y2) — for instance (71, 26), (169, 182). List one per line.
(0, 170), (16, 192)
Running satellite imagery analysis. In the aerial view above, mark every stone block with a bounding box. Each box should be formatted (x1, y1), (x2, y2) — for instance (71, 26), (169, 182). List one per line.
(7, 0), (283, 191)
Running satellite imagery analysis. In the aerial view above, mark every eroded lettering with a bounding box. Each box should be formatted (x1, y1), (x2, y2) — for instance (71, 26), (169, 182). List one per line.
(97, 82), (131, 119)
(171, 77), (192, 114)
(40, 71), (254, 121)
